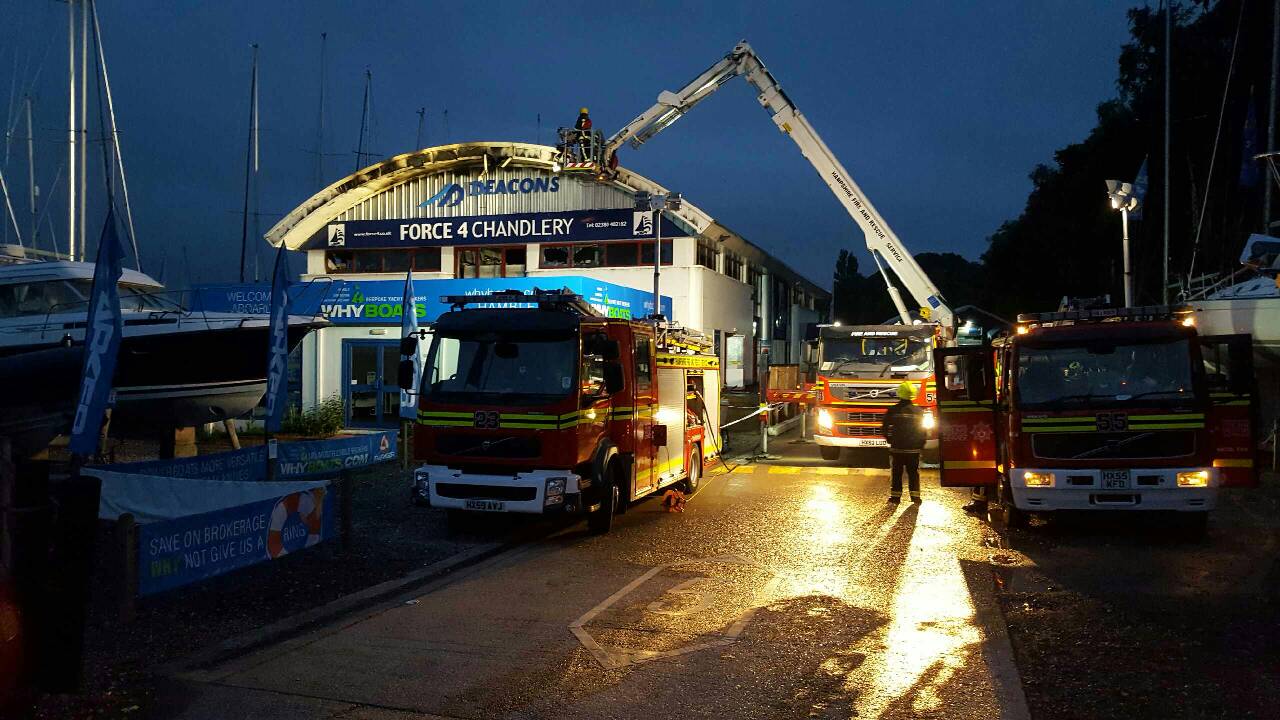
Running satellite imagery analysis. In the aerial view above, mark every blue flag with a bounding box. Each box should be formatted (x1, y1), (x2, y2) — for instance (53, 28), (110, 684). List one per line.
(264, 244), (290, 432)
(399, 270), (423, 420)
(69, 210), (125, 457)
(1131, 156), (1148, 221)
(1240, 96), (1261, 189)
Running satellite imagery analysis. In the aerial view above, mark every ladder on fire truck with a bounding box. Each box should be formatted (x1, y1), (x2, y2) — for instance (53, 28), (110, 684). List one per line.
(570, 41), (955, 331)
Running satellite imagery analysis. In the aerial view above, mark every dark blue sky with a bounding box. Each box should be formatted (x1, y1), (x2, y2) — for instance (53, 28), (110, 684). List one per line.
(0, 1), (1134, 289)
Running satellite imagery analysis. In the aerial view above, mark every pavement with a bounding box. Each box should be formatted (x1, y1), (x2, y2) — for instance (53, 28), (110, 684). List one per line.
(160, 435), (1028, 720)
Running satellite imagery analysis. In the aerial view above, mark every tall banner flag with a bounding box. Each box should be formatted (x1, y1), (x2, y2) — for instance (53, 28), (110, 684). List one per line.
(69, 210), (125, 457)
(399, 270), (423, 419)
(1240, 95), (1261, 189)
(1131, 156), (1149, 221)
(264, 244), (290, 432)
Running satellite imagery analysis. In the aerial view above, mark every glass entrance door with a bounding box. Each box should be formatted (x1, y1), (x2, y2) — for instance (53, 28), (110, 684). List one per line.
(343, 340), (403, 428)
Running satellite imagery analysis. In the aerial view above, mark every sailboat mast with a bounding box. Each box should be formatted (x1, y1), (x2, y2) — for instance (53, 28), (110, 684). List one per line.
(1163, 0), (1172, 303)
(25, 95), (35, 245)
(92, 0), (142, 270)
(67, 0), (76, 260)
(1266, 0), (1279, 229)
(315, 32), (326, 188)
(78, 0), (88, 259)
(239, 44), (258, 283)
(355, 69), (370, 172)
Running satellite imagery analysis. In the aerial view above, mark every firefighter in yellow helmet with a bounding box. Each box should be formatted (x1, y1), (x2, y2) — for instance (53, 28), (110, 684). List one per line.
(879, 381), (925, 503)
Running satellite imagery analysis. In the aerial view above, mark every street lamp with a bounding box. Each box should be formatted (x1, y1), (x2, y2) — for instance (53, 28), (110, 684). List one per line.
(1106, 179), (1141, 308)
(635, 190), (681, 325)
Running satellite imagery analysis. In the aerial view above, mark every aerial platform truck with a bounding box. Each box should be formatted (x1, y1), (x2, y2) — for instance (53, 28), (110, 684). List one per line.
(934, 304), (1257, 532)
(407, 290), (720, 533)
(558, 41), (954, 460)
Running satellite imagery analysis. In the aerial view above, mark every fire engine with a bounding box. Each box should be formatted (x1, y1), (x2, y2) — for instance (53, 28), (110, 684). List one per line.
(934, 304), (1257, 532)
(812, 324), (939, 459)
(406, 290), (721, 534)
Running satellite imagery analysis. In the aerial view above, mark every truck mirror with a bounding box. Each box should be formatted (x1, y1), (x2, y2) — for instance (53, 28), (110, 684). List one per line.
(399, 335), (418, 355)
(586, 333), (621, 361)
(397, 359), (416, 390)
(603, 362), (624, 394)
(652, 424), (668, 447)
(600, 339), (621, 361)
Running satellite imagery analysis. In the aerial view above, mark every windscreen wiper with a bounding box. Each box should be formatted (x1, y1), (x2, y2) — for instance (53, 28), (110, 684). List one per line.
(1071, 432), (1155, 460)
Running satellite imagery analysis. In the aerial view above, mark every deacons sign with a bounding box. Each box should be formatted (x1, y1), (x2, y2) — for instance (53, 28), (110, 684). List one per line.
(310, 208), (684, 250)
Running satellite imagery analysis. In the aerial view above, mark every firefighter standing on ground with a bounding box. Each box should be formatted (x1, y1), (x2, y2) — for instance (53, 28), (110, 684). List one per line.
(880, 381), (925, 503)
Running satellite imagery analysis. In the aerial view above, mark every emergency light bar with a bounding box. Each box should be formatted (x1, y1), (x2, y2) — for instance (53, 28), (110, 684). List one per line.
(440, 289), (602, 316)
(1016, 304), (1194, 327)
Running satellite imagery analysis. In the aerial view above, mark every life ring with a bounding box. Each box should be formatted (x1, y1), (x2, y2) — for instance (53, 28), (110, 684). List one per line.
(267, 488), (326, 558)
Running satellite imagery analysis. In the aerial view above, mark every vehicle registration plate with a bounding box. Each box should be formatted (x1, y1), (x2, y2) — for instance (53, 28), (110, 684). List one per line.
(464, 499), (505, 511)
(1102, 470), (1130, 489)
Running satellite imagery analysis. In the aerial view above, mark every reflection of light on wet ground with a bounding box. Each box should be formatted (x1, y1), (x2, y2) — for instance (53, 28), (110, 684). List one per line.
(804, 484), (849, 547)
(858, 502), (981, 717)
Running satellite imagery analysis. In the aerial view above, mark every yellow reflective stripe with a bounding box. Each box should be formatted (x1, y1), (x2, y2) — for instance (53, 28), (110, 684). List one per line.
(1130, 413), (1204, 421)
(941, 407), (986, 414)
(1213, 458), (1254, 468)
(943, 460), (997, 469)
(1128, 422), (1204, 430)
(1022, 416), (1093, 424)
(1022, 426), (1094, 433)
(418, 411), (472, 418)
(416, 419), (473, 427)
(1214, 400), (1251, 406)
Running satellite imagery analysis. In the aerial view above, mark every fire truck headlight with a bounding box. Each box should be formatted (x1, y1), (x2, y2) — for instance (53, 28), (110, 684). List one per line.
(545, 477), (567, 505)
(1177, 470), (1210, 487)
(1023, 471), (1054, 487)
(817, 408), (834, 430)
(921, 410), (936, 430)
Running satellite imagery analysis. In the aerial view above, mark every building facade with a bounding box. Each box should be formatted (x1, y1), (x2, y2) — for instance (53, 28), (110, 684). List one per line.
(266, 142), (829, 427)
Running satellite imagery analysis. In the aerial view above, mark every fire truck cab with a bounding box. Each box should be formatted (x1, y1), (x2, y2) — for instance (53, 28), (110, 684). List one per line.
(935, 305), (1257, 530)
(409, 291), (720, 534)
(812, 324), (938, 459)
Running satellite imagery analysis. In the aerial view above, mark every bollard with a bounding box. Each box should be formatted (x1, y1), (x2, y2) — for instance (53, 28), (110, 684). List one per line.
(117, 514), (138, 624)
(759, 403), (769, 455)
(340, 470), (353, 552)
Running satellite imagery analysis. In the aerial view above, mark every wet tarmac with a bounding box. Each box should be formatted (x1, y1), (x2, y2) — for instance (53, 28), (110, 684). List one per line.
(166, 441), (1028, 719)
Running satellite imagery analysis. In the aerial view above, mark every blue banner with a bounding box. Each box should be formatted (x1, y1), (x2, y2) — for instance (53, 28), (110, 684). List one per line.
(305, 208), (686, 250)
(275, 431), (397, 478)
(265, 246), (291, 432)
(138, 486), (336, 596)
(70, 210), (126, 457)
(188, 279), (338, 316)
(399, 271), (422, 419)
(97, 446), (268, 482)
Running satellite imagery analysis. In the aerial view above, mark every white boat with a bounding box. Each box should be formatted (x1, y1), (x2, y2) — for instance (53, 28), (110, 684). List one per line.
(1189, 234), (1280, 362)
(0, 251), (325, 457)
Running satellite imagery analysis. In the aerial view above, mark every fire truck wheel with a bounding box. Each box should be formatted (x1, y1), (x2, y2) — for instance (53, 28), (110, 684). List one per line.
(682, 448), (702, 494)
(998, 479), (1028, 529)
(819, 446), (841, 462)
(587, 476), (618, 535)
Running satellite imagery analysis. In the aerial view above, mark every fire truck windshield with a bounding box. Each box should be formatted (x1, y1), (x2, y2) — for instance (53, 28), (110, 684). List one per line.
(820, 337), (932, 375)
(1015, 339), (1195, 408)
(424, 334), (577, 402)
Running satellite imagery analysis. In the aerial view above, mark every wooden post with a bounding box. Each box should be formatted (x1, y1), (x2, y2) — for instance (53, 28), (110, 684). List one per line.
(117, 513), (137, 623)
(95, 408), (112, 465)
(340, 470), (353, 552)
(265, 438), (277, 482)
(223, 419), (241, 450)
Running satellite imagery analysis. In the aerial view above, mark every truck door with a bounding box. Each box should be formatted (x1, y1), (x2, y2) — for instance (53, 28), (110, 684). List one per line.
(1199, 334), (1258, 487)
(933, 347), (999, 487)
(631, 333), (656, 497)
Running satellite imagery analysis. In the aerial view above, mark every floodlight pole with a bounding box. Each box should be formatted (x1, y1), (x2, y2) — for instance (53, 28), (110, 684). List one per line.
(652, 203), (661, 328)
(1121, 206), (1133, 308)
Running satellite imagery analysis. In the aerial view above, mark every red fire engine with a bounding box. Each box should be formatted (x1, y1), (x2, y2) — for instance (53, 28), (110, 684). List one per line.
(934, 305), (1256, 532)
(407, 291), (721, 533)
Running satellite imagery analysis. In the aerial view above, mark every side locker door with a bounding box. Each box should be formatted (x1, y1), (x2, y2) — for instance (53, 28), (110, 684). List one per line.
(631, 332), (656, 499)
(934, 347), (999, 487)
(1199, 334), (1258, 487)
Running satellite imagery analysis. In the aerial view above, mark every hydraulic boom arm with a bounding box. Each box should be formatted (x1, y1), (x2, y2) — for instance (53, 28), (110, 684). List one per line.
(605, 41), (952, 328)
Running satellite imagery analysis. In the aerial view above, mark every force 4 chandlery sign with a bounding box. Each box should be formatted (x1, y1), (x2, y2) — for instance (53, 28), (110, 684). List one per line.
(307, 208), (685, 250)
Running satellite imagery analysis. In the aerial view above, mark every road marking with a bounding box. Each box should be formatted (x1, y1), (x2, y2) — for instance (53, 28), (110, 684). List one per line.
(569, 555), (782, 670)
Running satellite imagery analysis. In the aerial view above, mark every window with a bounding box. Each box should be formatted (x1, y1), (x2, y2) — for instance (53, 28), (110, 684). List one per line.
(633, 335), (652, 388)
(540, 241), (672, 268)
(697, 238), (718, 269)
(724, 252), (743, 281)
(457, 246), (524, 278)
(323, 248), (440, 274)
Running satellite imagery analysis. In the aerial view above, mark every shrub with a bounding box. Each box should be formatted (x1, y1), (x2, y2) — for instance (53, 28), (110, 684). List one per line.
(281, 394), (345, 437)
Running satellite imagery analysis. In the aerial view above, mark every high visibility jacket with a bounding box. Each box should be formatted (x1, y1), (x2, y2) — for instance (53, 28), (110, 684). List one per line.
(880, 399), (926, 451)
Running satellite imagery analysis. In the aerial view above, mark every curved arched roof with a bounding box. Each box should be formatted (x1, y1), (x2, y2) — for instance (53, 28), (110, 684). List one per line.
(265, 141), (716, 250)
